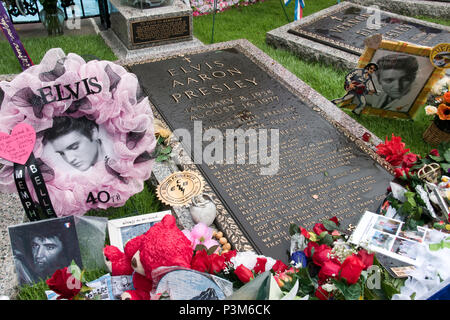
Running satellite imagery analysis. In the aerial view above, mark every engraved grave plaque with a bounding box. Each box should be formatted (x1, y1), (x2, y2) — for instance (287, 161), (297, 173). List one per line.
(127, 45), (393, 262)
(287, 4), (450, 55)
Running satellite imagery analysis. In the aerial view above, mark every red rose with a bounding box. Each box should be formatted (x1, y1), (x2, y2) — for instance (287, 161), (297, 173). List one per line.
(312, 244), (332, 267)
(313, 223), (327, 235)
(191, 250), (209, 273)
(318, 260), (341, 284)
(315, 286), (333, 300)
(339, 254), (365, 285)
(208, 254), (226, 274)
(234, 265), (254, 283)
(304, 241), (319, 258)
(356, 249), (374, 270)
(46, 267), (81, 300)
(271, 260), (288, 273)
(253, 257), (267, 274)
(430, 149), (439, 157)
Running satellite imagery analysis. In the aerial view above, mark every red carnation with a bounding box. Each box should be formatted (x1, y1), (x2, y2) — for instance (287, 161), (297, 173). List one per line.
(402, 153), (418, 168)
(46, 267), (81, 300)
(234, 265), (254, 283)
(376, 134), (410, 167)
(253, 257), (267, 274)
(271, 260), (288, 273)
(339, 254), (365, 285)
(329, 216), (340, 226)
(222, 250), (237, 262)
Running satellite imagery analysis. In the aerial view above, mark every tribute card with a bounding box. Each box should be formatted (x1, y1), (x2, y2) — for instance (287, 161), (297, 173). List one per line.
(107, 210), (172, 251)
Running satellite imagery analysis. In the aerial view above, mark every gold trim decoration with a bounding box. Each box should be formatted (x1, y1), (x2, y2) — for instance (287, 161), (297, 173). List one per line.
(430, 43), (450, 69)
(156, 171), (204, 207)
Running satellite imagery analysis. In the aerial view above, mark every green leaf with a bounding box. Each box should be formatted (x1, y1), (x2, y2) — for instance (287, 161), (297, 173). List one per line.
(440, 163), (450, 173)
(345, 283), (362, 300)
(320, 232), (334, 246)
(157, 136), (165, 144)
(194, 244), (208, 253)
(156, 154), (169, 162)
(160, 146), (172, 155)
(429, 154), (444, 162)
(207, 245), (219, 255)
(444, 148), (450, 163)
(322, 219), (338, 231)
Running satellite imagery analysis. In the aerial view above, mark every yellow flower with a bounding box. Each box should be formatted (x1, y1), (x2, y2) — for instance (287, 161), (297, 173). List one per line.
(153, 119), (172, 141)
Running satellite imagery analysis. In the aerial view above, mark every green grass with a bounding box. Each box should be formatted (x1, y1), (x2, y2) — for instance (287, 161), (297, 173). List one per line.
(0, 34), (117, 74)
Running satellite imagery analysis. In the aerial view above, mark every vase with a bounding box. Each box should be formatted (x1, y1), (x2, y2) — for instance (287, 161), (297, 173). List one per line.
(39, 7), (65, 36)
(189, 193), (217, 226)
(423, 118), (450, 145)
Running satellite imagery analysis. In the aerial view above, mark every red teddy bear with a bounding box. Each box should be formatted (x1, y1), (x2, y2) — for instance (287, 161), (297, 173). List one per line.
(103, 214), (193, 300)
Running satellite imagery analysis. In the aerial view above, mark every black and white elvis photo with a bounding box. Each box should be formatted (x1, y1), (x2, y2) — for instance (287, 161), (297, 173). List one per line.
(8, 216), (82, 285)
(365, 50), (435, 113)
(41, 116), (116, 174)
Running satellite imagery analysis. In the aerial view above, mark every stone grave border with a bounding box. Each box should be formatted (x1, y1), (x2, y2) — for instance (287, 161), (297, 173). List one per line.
(348, 0), (450, 20)
(266, 2), (450, 71)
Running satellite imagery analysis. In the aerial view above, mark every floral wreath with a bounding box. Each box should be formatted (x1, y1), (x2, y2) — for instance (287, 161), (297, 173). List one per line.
(0, 48), (156, 216)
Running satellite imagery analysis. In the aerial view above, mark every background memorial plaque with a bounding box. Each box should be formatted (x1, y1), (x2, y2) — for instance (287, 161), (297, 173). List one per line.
(130, 15), (191, 45)
(127, 46), (393, 262)
(287, 4), (450, 55)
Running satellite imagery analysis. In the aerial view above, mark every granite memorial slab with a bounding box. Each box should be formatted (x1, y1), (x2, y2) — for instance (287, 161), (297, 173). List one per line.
(266, 2), (450, 70)
(108, 0), (193, 51)
(348, 0), (450, 20)
(125, 40), (394, 262)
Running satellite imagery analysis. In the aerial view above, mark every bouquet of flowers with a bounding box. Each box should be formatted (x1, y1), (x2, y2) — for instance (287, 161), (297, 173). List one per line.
(423, 76), (450, 145)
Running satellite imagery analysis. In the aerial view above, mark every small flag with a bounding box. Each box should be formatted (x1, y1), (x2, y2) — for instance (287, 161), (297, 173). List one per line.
(284, 0), (305, 21)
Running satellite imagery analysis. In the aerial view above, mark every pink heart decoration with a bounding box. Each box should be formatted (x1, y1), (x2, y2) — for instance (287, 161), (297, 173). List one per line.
(0, 123), (36, 165)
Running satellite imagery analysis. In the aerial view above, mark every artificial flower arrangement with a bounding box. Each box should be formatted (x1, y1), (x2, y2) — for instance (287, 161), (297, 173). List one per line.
(151, 118), (173, 162)
(190, 0), (265, 16)
(423, 76), (450, 145)
(279, 217), (406, 300)
(375, 134), (450, 230)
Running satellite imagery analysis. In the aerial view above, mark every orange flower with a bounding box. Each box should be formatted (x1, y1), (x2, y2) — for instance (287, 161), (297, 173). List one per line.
(437, 103), (450, 120)
(444, 92), (450, 104)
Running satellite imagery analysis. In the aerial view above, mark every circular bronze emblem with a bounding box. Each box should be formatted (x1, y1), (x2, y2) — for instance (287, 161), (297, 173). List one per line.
(430, 43), (450, 69)
(156, 171), (204, 207)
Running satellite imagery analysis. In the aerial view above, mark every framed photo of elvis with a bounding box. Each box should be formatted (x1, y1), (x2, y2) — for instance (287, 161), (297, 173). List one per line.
(0, 48), (156, 217)
(8, 216), (82, 286)
(339, 35), (446, 119)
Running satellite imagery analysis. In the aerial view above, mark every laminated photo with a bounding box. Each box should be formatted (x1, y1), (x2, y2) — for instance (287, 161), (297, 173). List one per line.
(8, 216), (83, 286)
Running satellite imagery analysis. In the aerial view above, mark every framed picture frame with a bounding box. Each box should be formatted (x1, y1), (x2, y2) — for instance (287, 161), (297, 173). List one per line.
(108, 210), (172, 251)
(0, 48), (156, 216)
(8, 216), (83, 286)
(341, 35), (446, 119)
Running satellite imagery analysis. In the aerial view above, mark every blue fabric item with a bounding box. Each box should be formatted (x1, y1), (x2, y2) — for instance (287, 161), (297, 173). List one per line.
(291, 251), (307, 268)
